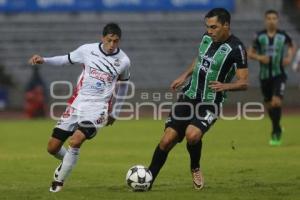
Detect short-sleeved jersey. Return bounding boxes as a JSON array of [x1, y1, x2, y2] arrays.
[[252, 30, 293, 80], [183, 34, 247, 103], [67, 43, 130, 111]]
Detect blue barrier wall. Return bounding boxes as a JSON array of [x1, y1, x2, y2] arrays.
[[0, 0, 235, 12]]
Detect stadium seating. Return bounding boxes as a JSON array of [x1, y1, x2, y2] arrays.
[[0, 1, 299, 108]]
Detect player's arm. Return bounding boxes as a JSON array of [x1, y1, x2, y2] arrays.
[[209, 44, 249, 92], [247, 47, 270, 64], [170, 57, 197, 91], [209, 68, 248, 92], [28, 54, 70, 66], [28, 45, 85, 66], [247, 33, 269, 64], [282, 39, 296, 67]]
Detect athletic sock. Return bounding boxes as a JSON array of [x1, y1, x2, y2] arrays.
[[268, 108, 277, 138], [148, 145, 169, 182], [186, 140, 202, 170], [56, 146, 80, 182], [272, 107, 282, 139], [54, 146, 67, 160]]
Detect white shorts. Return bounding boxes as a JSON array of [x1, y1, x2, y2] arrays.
[[56, 104, 108, 133]]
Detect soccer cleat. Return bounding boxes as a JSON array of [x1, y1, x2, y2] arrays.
[[269, 133, 282, 146], [53, 163, 63, 182], [191, 168, 204, 190], [269, 139, 282, 146], [49, 181, 64, 192]]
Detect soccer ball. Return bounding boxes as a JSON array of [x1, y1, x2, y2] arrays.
[[126, 165, 153, 191]]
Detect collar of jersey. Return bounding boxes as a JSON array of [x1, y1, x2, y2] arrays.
[[99, 43, 120, 56]]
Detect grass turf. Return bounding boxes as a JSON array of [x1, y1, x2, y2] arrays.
[[0, 116, 300, 200]]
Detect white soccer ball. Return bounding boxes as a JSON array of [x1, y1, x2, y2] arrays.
[[126, 165, 153, 191]]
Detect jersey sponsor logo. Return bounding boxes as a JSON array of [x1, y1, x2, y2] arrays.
[[220, 46, 229, 54], [200, 57, 212, 73], [266, 45, 275, 56], [114, 59, 121, 67], [96, 81, 102, 88], [90, 81, 105, 91], [89, 67, 114, 82]]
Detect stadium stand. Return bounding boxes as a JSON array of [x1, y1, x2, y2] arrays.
[[0, 0, 299, 108]]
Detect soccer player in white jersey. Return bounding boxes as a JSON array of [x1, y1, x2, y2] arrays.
[[28, 23, 130, 192]]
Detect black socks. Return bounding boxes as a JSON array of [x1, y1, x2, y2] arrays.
[[148, 145, 169, 182], [148, 140, 203, 188], [186, 140, 202, 170], [268, 107, 282, 139]]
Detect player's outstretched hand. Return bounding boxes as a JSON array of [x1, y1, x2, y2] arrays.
[[170, 76, 186, 92], [106, 115, 116, 126], [209, 81, 228, 92], [28, 55, 44, 65]]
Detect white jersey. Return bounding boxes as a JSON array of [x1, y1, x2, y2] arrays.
[[67, 43, 130, 111]]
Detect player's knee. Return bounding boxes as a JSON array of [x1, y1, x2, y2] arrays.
[[47, 145, 59, 155], [186, 131, 201, 145], [271, 97, 282, 107], [69, 137, 84, 148], [159, 138, 173, 151], [47, 138, 62, 155], [159, 128, 178, 151], [69, 131, 86, 148]]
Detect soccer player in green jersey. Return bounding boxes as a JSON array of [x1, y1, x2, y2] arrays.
[[248, 10, 295, 146], [148, 8, 248, 190]]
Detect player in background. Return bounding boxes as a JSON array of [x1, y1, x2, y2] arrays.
[[28, 23, 130, 192], [248, 10, 295, 146], [148, 8, 248, 190]]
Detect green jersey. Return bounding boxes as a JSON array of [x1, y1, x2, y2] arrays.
[[183, 34, 247, 103], [252, 30, 293, 80]]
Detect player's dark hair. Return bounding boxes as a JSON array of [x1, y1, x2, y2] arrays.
[[265, 9, 279, 17], [205, 8, 231, 25], [103, 23, 122, 38]]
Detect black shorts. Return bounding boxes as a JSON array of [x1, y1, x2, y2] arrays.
[[165, 95, 219, 143], [260, 76, 286, 102]]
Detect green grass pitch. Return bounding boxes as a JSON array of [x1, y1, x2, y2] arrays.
[[0, 116, 300, 200]]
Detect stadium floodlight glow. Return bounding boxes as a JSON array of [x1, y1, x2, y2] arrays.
[[50, 81, 73, 99]]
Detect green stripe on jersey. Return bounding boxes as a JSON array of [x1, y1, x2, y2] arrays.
[[185, 35, 213, 99], [258, 34, 269, 80], [272, 34, 285, 77], [203, 43, 232, 102]]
